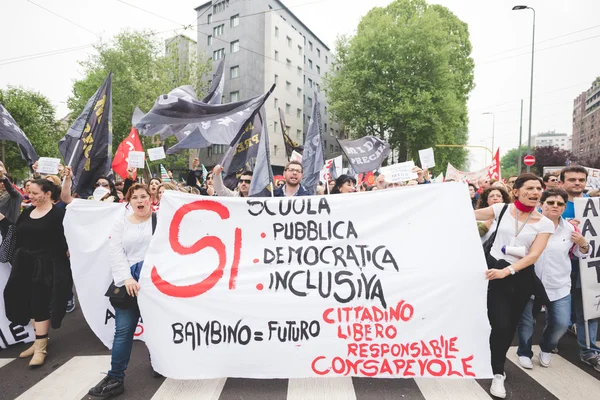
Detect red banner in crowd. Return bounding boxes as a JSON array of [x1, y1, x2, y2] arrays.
[[112, 127, 144, 180]]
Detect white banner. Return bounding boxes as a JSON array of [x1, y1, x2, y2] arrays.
[[36, 157, 61, 175], [585, 167, 600, 190], [418, 148, 435, 170], [0, 260, 34, 349], [320, 155, 343, 183], [379, 161, 418, 183], [445, 163, 490, 183], [139, 185, 491, 379], [574, 197, 600, 320], [147, 146, 166, 162], [128, 151, 145, 168], [64, 200, 145, 349]]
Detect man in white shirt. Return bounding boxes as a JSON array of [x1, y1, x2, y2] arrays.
[[212, 165, 252, 197], [516, 189, 591, 369]]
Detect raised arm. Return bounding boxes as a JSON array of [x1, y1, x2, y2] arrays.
[[61, 166, 75, 204], [474, 205, 496, 221], [212, 165, 235, 197]]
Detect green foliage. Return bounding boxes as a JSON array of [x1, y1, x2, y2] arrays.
[[500, 146, 529, 178], [324, 0, 475, 171], [68, 30, 212, 173], [0, 87, 61, 179]]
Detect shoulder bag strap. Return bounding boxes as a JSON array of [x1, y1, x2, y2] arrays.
[[151, 212, 157, 235], [489, 204, 509, 248]]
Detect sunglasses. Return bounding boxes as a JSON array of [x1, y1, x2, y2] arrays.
[[545, 200, 565, 207], [548, 178, 558, 182], [239, 179, 251, 184], [286, 168, 302, 173], [95, 182, 109, 188]]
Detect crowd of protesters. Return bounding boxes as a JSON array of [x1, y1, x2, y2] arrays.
[[0, 156, 598, 399]]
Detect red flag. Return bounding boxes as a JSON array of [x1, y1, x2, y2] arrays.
[[488, 148, 501, 181], [112, 127, 144, 180]]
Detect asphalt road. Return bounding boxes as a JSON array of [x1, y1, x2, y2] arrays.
[[0, 303, 599, 400]]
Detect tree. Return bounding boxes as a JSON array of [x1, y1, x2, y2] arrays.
[[532, 146, 576, 176], [324, 0, 475, 171], [0, 87, 61, 179], [500, 146, 529, 178], [68, 30, 212, 175]]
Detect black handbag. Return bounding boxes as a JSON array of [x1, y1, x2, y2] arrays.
[[483, 204, 509, 268], [105, 213, 157, 309]]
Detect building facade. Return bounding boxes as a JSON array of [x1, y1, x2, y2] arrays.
[[533, 131, 571, 151], [193, 0, 341, 173], [572, 77, 600, 161], [165, 34, 198, 76]]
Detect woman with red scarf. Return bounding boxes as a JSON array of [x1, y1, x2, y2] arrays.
[[474, 173, 553, 399]]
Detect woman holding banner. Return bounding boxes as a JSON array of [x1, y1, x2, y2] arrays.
[[88, 183, 158, 398], [474, 173, 553, 399]]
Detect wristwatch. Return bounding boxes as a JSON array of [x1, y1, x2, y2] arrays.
[[508, 266, 516, 275]]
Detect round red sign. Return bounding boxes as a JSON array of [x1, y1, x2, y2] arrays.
[[523, 155, 535, 167]]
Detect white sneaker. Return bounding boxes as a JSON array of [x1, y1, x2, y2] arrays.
[[490, 374, 506, 398], [539, 351, 552, 367], [518, 356, 533, 369]]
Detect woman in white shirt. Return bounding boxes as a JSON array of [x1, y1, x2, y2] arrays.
[[88, 184, 156, 398], [474, 173, 554, 399], [477, 186, 512, 243], [516, 188, 590, 369]]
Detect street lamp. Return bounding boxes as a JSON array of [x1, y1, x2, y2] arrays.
[[482, 112, 495, 157], [513, 5, 536, 173]]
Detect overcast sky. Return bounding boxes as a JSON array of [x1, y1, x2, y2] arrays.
[[1, 0, 598, 170]]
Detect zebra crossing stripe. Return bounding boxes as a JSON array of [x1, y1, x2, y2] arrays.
[[507, 345, 600, 399], [0, 358, 14, 369], [414, 378, 492, 399], [287, 377, 356, 400], [15, 355, 110, 400], [151, 378, 226, 400]]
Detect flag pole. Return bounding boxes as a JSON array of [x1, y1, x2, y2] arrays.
[[145, 159, 152, 177], [66, 140, 81, 167]]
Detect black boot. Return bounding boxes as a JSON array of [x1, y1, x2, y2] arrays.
[[88, 375, 125, 397]]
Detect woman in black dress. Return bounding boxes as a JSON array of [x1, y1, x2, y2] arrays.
[[2, 179, 71, 367]]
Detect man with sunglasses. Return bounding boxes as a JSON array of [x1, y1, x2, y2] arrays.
[[516, 188, 590, 370], [274, 161, 310, 197], [543, 173, 560, 190], [212, 165, 252, 197]]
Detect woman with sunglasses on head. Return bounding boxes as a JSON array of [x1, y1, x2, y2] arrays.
[[2, 179, 71, 367], [474, 173, 554, 399], [88, 184, 159, 397], [330, 175, 357, 194], [515, 188, 590, 370], [477, 187, 512, 243]]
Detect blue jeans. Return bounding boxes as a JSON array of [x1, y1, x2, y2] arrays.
[[572, 288, 600, 357], [107, 306, 140, 380], [517, 294, 571, 358]]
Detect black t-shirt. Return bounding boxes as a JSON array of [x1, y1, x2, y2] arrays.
[[16, 205, 68, 258]]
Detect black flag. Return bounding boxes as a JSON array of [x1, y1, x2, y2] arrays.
[[338, 136, 390, 173], [0, 103, 39, 166], [59, 73, 113, 197], [278, 108, 303, 158], [202, 57, 225, 104], [300, 89, 325, 194]]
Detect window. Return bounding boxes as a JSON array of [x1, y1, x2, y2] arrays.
[[309, 41, 313, 51], [330, 128, 334, 135], [213, 48, 225, 60], [317, 65, 320, 75], [297, 129, 302, 141], [286, 103, 291, 113], [298, 45, 302, 55], [213, 24, 224, 36], [308, 59, 313, 69], [326, 55, 329, 64], [297, 66, 302, 76], [308, 78, 313, 88], [230, 14, 239, 28], [324, 106, 328, 115], [317, 48, 321, 58], [207, 146, 213, 158], [303, 95, 305, 105], [274, 145, 278, 156], [297, 108, 302, 118], [207, 35, 212, 45], [286, 58, 292, 67], [274, 50, 279, 61], [274, 98, 278, 109], [274, 122, 278, 132], [230, 91, 240, 102], [208, 14, 212, 23], [287, 36, 292, 47], [213, 0, 229, 14], [212, 144, 225, 154], [308, 97, 312, 107], [324, 123, 328, 132], [230, 66, 239, 78], [297, 87, 302, 97], [330, 144, 334, 153], [275, 26, 279, 37], [286, 81, 291, 91], [230, 40, 239, 53], [274, 74, 278, 85]]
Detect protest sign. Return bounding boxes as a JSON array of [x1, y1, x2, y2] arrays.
[[445, 163, 490, 183], [138, 185, 491, 379], [64, 200, 145, 349], [320, 155, 342, 183], [0, 261, 34, 349], [575, 197, 600, 320], [585, 167, 600, 190], [36, 157, 61, 175], [379, 161, 418, 183], [128, 151, 145, 168], [147, 146, 166, 162], [290, 150, 303, 163], [418, 148, 435, 170]]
